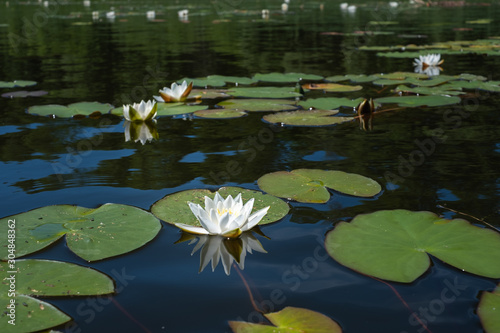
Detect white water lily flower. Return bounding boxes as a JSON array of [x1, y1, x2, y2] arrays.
[[175, 192, 270, 238], [413, 53, 444, 68], [123, 100, 157, 122], [155, 80, 193, 103]]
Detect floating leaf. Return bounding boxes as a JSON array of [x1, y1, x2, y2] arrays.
[[207, 75, 257, 85], [0, 259, 114, 333], [191, 89, 230, 99], [217, 99, 299, 112], [257, 169, 382, 203], [229, 306, 342, 333], [478, 283, 500, 333], [394, 84, 465, 96], [226, 87, 302, 99], [194, 109, 247, 119], [1, 90, 48, 98], [263, 110, 353, 126], [325, 210, 500, 283], [325, 74, 379, 83], [0, 80, 37, 88], [449, 80, 500, 92], [177, 77, 226, 87], [302, 83, 363, 92], [374, 95, 461, 107], [151, 187, 289, 227], [0, 204, 161, 261], [299, 97, 365, 110], [27, 102, 113, 118], [253, 72, 323, 83], [155, 103, 208, 116]]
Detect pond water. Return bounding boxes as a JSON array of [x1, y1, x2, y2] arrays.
[[1, 0, 500, 332]]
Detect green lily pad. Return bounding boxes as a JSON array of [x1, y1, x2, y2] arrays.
[[191, 89, 230, 99], [207, 75, 257, 85], [0, 259, 114, 333], [374, 95, 461, 107], [229, 306, 342, 333], [257, 169, 382, 203], [394, 84, 465, 96], [226, 87, 302, 99], [325, 210, 500, 283], [478, 283, 500, 333], [449, 80, 500, 92], [0, 80, 37, 88], [325, 74, 379, 83], [0, 204, 161, 261], [177, 77, 226, 87], [194, 109, 247, 119], [155, 103, 208, 116], [27, 102, 113, 118], [263, 110, 353, 126], [302, 83, 363, 92], [217, 99, 299, 112], [151, 187, 289, 227], [299, 97, 365, 110], [253, 72, 324, 83]]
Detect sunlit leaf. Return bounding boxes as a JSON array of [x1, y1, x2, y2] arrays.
[[257, 169, 382, 203], [191, 89, 230, 99], [229, 306, 342, 333], [217, 99, 299, 112], [27, 102, 113, 118], [263, 110, 353, 126], [151, 187, 289, 227], [325, 210, 500, 283], [155, 103, 208, 116], [478, 283, 500, 333], [0, 204, 161, 261], [226, 87, 302, 98]]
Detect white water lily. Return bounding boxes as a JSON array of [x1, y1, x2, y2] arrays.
[[175, 192, 270, 238], [123, 100, 157, 122], [155, 80, 193, 103], [413, 53, 444, 68]]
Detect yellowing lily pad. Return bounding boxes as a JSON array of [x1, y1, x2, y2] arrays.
[[302, 83, 363, 92], [0, 80, 37, 88], [263, 110, 353, 126], [27, 102, 114, 118], [325, 210, 500, 283], [0, 259, 114, 333], [226, 87, 302, 99], [257, 169, 382, 203], [374, 95, 461, 107], [194, 109, 247, 119], [0, 204, 161, 261], [253, 72, 324, 83], [216, 99, 299, 112], [229, 306, 342, 333], [478, 283, 500, 333], [299, 97, 365, 110], [151, 187, 289, 227]]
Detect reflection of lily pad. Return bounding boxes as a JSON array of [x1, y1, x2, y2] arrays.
[[299, 97, 365, 110], [151, 187, 289, 227], [229, 306, 342, 333], [28, 102, 114, 118], [478, 283, 500, 333], [1, 90, 48, 98], [374, 95, 461, 107], [194, 109, 247, 119], [258, 169, 382, 203], [0, 204, 161, 261], [302, 83, 363, 92], [227, 87, 302, 99], [263, 110, 353, 126], [325, 210, 500, 283], [217, 99, 299, 112], [253, 72, 323, 83], [0, 80, 37, 88], [0, 259, 114, 333]]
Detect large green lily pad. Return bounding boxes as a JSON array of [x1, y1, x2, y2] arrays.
[[0, 204, 161, 261], [374, 95, 461, 107], [194, 109, 247, 119], [217, 99, 299, 112], [151, 187, 289, 227], [177, 77, 226, 87], [302, 83, 362, 92], [325, 74, 379, 83], [299, 97, 365, 110], [207, 75, 257, 85], [253, 72, 324, 83], [325, 210, 500, 283], [263, 110, 353, 127], [394, 84, 465, 96], [27, 102, 114, 118], [112, 103, 208, 117], [226, 87, 302, 99], [229, 306, 342, 333], [478, 283, 500, 333], [0, 80, 37, 88], [257, 169, 382, 203], [0, 259, 114, 333]]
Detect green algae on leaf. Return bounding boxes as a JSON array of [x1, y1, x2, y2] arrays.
[[258, 169, 382, 203], [0, 259, 114, 333], [151, 187, 289, 227], [325, 210, 500, 283], [263, 110, 353, 126], [28, 102, 114, 118], [229, 306, 342, 333], [0, 204, 161, 261], [217, 98, 299, 112], [478, 283, 500, 333]]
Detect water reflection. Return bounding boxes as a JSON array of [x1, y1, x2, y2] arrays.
[[178, 231, 267, 275], [123, 120, 159, 145]]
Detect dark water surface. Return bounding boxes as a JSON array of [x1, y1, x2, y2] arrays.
[[1, 1, 500, 332]]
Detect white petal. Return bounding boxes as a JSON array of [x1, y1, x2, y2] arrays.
[[174, 223, 210, 235], [122, 105, 131, 121], [153, 95, 164, 102], [218, 212, 233, 232], [189, 202, 220, 234], [243, 206, 270, 231]]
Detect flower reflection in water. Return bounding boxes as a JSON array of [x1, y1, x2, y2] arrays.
[[124, 120, 159, 145]]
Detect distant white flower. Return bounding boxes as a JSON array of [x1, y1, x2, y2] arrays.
[[155, 81, 193, 103], [175, 192, 270, 238], [190, 232, 267, 275], [146, 10, 155, 20], [123, 100, 157, 122], [124, 120, 158, 145], [340, 2, 349, 9], [413, 54, 444, 76], [178, 9, 188, 20]]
